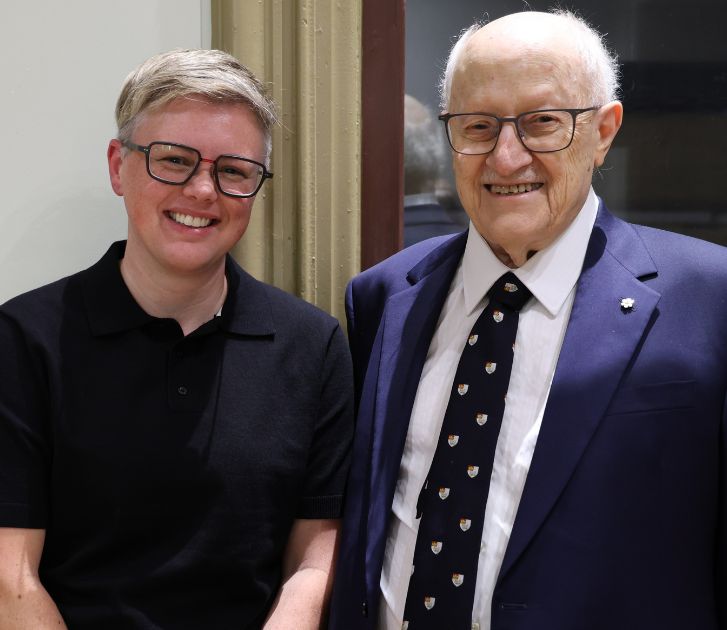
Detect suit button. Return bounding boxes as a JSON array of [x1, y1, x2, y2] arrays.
[[177, 385, 189, 396], [361, 601, 368, 617]]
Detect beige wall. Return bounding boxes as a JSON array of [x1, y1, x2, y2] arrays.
[[0, 0, 210, 304], [212, 0, 362, 323]]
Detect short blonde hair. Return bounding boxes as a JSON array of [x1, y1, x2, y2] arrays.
[[115, 49, 278, 161]]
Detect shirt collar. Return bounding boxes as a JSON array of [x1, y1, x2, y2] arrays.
[[83, 241, 155, 335], [462, 187, 599, 317], [83, 241, 275, 337]]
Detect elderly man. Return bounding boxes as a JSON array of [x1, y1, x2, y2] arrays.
[[330, 10, 726, 630], [0, 49, 353, 629]]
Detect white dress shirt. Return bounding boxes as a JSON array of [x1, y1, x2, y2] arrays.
[[379, 189, 600, 630]]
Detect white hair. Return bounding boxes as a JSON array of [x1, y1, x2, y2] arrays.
[[439, 22, 482, 112], [439, 9, 620, 111]]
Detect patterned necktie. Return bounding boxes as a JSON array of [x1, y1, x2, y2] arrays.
[[402, 272, 532, 629]]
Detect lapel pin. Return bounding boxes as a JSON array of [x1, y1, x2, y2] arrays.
[[620, 297, 635, 312]]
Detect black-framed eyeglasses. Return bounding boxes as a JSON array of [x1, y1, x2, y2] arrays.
[[439, 107, 600, 155], [122, 140, 273, 198]]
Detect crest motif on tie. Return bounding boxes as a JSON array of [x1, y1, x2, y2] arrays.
[[476, 413, 488, 426], [468, 334, 478, 346], [459, 518, 471, 531], [431, 540, 442, 554], [424, 596, 436, 610], [504, 282, 518, 293], [438, 487, 450, 500], [451, 573, 464, 587], [492, 310, 504, 323], [448, 434, 459, 447], [457, 383, 469, 395], [485, 362, 497, 374], [467, 465, 479, 478]]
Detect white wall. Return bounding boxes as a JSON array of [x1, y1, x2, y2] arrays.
[[0, 1, 210, 303]]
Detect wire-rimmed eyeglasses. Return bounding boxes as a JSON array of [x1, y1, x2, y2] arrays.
[[438, 107, 600, 155], [122, 140, 273, 198]]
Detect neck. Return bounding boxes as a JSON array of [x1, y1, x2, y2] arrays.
[[120, 251, 228, 337], [488, 241, 532, 268]]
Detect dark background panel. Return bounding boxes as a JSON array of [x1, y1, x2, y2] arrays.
[[405, 0, 727, 244]]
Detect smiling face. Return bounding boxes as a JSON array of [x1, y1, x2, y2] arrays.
[[107, 97, 266, 279], [449, 13, 621, 267]]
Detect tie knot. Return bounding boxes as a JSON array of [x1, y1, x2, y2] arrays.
[[488, 272, 532, 311]]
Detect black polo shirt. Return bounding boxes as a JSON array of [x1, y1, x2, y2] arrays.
[[0, 242, 354, 629]]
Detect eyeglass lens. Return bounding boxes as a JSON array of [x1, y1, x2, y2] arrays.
[[147, 143, 264, 196], [447, 110, 577, 154]]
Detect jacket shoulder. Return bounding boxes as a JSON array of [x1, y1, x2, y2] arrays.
[[632, 223, 727, 271], [349, 232, 463, 302]]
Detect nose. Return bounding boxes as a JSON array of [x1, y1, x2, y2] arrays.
[[183, 157, 218, 202], [485, 121, 533, 175]]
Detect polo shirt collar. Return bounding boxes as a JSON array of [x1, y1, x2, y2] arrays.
[[220, 256, 276, 336], [83, 241, 154, 335], [462, 187, 599, 317], [83, 241, 275, 337]]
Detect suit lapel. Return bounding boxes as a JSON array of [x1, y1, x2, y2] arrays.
[[499, 205, 661, 580], [364, 232, 467, 594]]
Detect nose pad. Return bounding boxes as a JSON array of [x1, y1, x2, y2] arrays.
[[497, 122, 526, 149], [486, 122, 532, 173], [184, 158, 217, 199]]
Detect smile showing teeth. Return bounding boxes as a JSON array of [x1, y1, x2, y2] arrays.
[[168, 211, 213, 228], [489, 183, 543, 195]]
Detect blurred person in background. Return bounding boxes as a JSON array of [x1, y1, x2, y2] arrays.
[[404, 94, 466, 247]]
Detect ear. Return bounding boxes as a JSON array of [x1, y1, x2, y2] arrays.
[[107, 139, 125, 197], [593, 101, 623, 168]]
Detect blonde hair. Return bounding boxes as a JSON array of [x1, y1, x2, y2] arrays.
[[115, 49, 278, 161]]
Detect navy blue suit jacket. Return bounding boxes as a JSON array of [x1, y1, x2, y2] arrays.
[[330, 202, 727, 629]]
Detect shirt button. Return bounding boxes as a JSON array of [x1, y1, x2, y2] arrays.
[[177, 386, 189, 396]]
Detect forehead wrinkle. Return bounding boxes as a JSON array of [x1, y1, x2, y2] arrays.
[[452, 40, 585, 112]]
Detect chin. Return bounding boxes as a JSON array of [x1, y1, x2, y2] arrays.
[[482, 218, 539, 245]]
